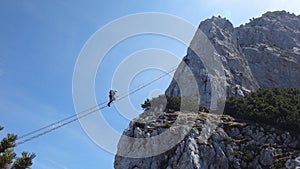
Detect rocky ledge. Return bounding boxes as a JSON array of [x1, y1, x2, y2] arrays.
[[115, 110, 300, 169]]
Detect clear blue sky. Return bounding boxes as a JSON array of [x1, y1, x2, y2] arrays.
[[1, 1, 300, 168]]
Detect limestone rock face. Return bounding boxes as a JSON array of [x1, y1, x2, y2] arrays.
[[114, 11, 300, 169], [114, 111, 300, 169], [166, 11, 300, 107], [237, 11, 300, 88], [165, 16, 259, 107]]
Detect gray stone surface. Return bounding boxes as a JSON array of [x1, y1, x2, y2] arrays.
[[165, 16, 259, 108], [114, 112, 300, 169], [166, 10, 300, 108], [114, 11, 300, 169], [237, 11, 300, 88]]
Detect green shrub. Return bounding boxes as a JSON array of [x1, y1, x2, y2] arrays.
[[141, 95, 205, 112], [224, 88, 300, 133], [141, 99, 151, 110]]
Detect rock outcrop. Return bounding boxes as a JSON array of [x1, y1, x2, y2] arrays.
[[166, 11, 300, 107], [237, 11, 300, 88], [166, 16, 259, 107], [115, 111, 300, 169], [114, 11, 300, 169]]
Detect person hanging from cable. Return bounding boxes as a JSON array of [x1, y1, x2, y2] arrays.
[[107, 89, 117, 107]]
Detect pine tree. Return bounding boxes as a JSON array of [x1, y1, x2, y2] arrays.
[[141, 98, 151, 110], [0, 126, 35, 169]]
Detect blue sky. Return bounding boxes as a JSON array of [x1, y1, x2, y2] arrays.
[[1, 0, 300, 168]]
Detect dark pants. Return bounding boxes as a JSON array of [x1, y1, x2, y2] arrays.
[[107, 95, 116, 107]]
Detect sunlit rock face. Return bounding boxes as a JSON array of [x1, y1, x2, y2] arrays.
[[166, 16, 259, 108], [114, 111, 300, 169], [114, 11, 300, 169], [237, 11, 300, 88], [166, 11, 300, 108]]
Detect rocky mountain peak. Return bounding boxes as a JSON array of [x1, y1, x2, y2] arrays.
[[166, 10, 300, 103], [237, 11, 300, 88], [166, 13, 259, 107], [262, 10, 298, 20], [238, 10, 300, 49], [114, 11, 300, 169], [199, 16, 234, 39]]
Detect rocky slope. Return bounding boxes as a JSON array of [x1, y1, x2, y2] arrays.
[[237, 11, 300, 88], [166, 16, 259, 108], [114, 11, 300, 169], [115, 111, 300, 169], [166, 11, 300, 107]]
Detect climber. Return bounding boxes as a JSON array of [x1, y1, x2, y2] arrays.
[[107, 89, 117, 107]]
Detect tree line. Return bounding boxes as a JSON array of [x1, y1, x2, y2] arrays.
[[224, 88, 300, 133], [141, 88, 300, 133]]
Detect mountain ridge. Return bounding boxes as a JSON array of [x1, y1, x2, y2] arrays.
[[114, 10, 300, 169], [166, 10, 300, 108]]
